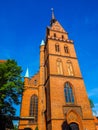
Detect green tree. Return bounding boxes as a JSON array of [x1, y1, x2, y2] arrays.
[[13, 124, 18, 130], [0, 59, 23, 116], [89, 98, 97, 115], [89, 98, 95, 109]]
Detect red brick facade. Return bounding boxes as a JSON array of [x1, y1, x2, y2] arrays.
[[19, 14, 96, 130], [94, 117, 98, 130]]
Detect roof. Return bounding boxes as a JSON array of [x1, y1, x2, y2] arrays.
[[0, 60, 6, 63]]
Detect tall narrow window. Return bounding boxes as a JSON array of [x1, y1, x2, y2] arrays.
[[55, 44, 60, 52], [62, 35, 64, 40], [29, 95, 38, 123], [57, 59, 63, 75], [64, 82, 74, 103], [54, 33, 56, 38], [64, 45, 69, 53], [67, 61, 74, 76]]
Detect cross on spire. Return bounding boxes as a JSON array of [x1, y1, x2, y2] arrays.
[[50, 8, 56, 26], [51, 8, 55, 20]]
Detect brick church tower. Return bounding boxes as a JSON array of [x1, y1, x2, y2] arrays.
[[19, 10, 96, 130]]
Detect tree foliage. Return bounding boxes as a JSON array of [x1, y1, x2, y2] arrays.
[[0, 59, 23, 115], [13, 124, 18, 130], [89, 98, 97, 115], [89, 98, 95, 109]]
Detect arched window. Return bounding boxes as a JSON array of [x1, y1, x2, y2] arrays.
[[29, 95, 38, 123], [67, 61, 74, 76], [64, 82, 74, 103], [64, 45, 69, 53], [57, 59, 63, 75], [62, 35, 64, 40], [55, 44, 60, 52], [54, 33, 56, 38]]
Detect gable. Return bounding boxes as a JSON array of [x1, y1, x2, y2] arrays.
[[50, 21, 67, 33]]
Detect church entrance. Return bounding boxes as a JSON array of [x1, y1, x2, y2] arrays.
[[62, 121, 79, 130], [69, 123, 79, 130]]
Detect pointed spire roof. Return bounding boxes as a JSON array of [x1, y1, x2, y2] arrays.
[[51, 8, 55, 20], [24, 68, 29, 78], [50, 8, 57, 26], [40, 40, 45, 46], [49, 9, 68, 33]]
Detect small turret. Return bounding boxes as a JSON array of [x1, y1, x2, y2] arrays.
[[24, 68, 29, 87]]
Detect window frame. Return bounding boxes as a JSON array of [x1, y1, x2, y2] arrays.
[[54, 33, 56, 38], [64, 45, 69, 53], [67, 60, 74, 76], [56, 59, 63, 75], [64, 82, 74, 104], [29, 94, 38, 124], [55, 43, 60, 52], [62, 35, 64, 40]]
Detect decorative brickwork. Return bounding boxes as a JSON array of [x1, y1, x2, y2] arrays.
[[19, 13, 96, 130]]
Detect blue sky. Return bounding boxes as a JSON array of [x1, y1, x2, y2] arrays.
[[0, 0, 98, 118]]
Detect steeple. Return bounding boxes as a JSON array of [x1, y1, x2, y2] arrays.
[[50, 8, 57, 26]]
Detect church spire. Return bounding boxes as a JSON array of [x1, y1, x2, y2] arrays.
[[50, 8, 56, 26]]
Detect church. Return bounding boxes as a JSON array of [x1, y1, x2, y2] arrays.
[[19, 10, 96, 130]]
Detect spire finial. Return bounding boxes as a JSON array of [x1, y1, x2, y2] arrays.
[[51, 8, 55, 20], [50, 8, 56, 26]]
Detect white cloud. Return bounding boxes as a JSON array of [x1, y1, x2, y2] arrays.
[[95, 103, 98, 107], [93, 103, 98, 116], [88, 88, 98, 116], [88, 88, 98, 97]]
